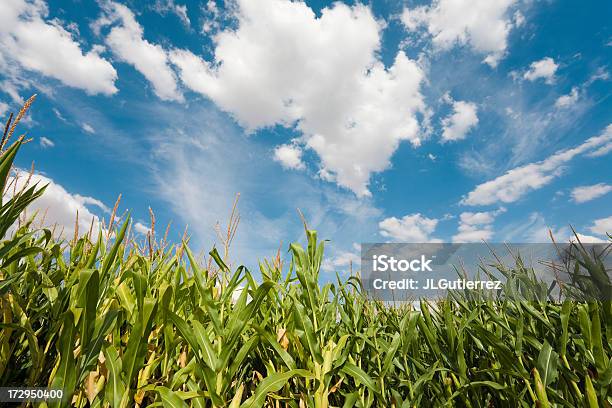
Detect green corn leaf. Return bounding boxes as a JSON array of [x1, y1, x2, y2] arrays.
[[228, 384, 244, 408], [0, 140, 21, 192], [241, 369, 312, 408], [381, 332, 401, 377], [584, 374, 599, 408], [103, 344, 126, 408], [100, 216, 129, 276], [536, 341, 559, 386], [123, 298, 157, 387], [533, 368, 550, 408], [191, 320, 219, 371], [153, 386, 189, 408], [589, 302, 607, 374], [559, 301, 572, 357], [49, 312, 77, 408], [341, 362, 378, 393]]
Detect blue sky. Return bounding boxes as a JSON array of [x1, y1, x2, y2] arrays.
[[1, 0, 610, 277]]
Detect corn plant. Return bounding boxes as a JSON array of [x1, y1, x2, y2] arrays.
[[0, 101, 610, 407]]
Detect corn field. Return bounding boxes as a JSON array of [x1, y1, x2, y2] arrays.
[[0, 102, 611, 407]]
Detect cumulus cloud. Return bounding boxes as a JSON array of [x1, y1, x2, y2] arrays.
[[169, 0, 428, 196], [441, 94, 478, 142], [590, 216, 612, 236], [523, 57, 558, 84], [555, 87, 579, 109], [133, 221, 151, 235], [401, 0, 518, 66], [7, 169, 107, 239], [379, 213, 442, 242], [452, 208, 505, 242], [39, 136, 54, 148], [273, 143, 305, 170], [462, 124, 612, 206], [571, 183, 612, 203], [73, 194, 110, 213], [322, 245, 360, 273], [95, 1, 183, 101], [0, 0, 117, 95]]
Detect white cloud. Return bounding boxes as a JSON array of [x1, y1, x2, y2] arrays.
[[81, 122, 95, 134], [7, 169, 107, 239], [200, 0, 227, 34], [273, 143, 305, 170], [555, 87, 579, 109], [574, 233, 607, 243], [96, 1, 183, 101], [571, 183, 612, 203], [462, 124, 612, 206], [52, 108, 67, 122], [0, 101, 8, 117], [169, 0, 428, 196], [152, 0, 190, 28], [0, 0, 117, 95], [452, 208, 505, 242], [441, 95, 478, 142], [587, 67, 609, 84], [500, 213, 608, 243], [587, 142, 612, 158], [134, 221, 151, 235], [379, 213, 442, 242], [73, 194, 110, 213], [590, 216, 612, 236], [145, 104, 383, 268], [523, 57, 558, 84], [502, 212, 566, 242], [39, 136, 54, 148], [322, 248, 360, 273], [401, 0, 518, 66], [513, 10, 525, 28]]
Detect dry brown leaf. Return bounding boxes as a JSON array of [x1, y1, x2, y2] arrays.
[[85, 370, 100, 403], [277, 327, 289, 350], [329, 377, 343, 393]]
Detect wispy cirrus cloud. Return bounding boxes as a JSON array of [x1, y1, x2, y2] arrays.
[[461, 124, 612, 206], [571, 183, 612, 203], [39, 136, 54, 148]]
